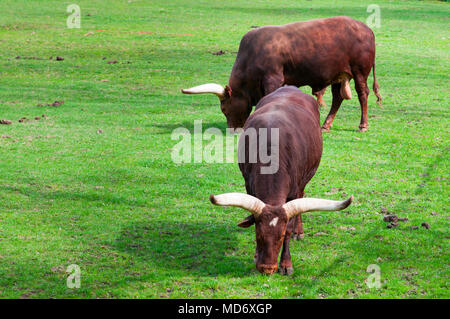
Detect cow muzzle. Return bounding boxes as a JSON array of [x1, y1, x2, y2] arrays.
[[256, 263, 278, 275]]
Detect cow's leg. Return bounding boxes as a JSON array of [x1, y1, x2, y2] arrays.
[[354, 73, 370, 132], [321, 83, 344, 132], [313, 87, 327, 107], [292, 191, 305, 240], [292, 215, 305, 240], [278, 218, 294, 275]]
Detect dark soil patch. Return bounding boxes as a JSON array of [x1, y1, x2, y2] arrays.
[[421, 222, 430, 229], [212, 50, 225, 55]]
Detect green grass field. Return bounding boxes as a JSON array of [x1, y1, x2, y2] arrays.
[[0, 0, 448, 298]]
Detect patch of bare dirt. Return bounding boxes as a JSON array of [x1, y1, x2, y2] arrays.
[[37, 100, 64, 107], [383, 213, 409, 228], [421, 222, 430, 229], [51, 100, 64, 107], [313, 232, 328, 236], [15, 56, 44, 60]]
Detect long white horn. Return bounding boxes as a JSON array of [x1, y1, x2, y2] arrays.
[[181, 83, 225, 100], [283, 196, 353, 219], [210, 193, 265, 216]]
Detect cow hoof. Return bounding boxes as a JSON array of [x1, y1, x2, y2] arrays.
[[321, 126, 330, 133], [358, 126, 368, 132], [292, 233, 305, 240], [278, 266, 294, 275]]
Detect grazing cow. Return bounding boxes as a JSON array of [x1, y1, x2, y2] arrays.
[[182, 16, 382, 132], [209, 86, 353, 275]]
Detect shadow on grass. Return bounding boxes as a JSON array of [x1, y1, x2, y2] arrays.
[[0, 184, 148, 208], [322, 127, 361, 133], [113, 220, 252, 277], [150, 120, 231, 135]]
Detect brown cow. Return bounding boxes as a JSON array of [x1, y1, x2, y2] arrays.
[[182, 16, 382, 132], [209, 86, 353, 275]]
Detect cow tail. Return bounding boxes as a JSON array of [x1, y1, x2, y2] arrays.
[[372, 63, 382, 107]]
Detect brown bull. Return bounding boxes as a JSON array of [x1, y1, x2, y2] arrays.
[[182, 16, 382, 132], [209, 86, 353, 274]]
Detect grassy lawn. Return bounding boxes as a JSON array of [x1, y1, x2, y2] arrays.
[[0, 0, 448, 298]]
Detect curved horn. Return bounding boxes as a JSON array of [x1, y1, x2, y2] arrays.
[[181, 83, 225, 100], [283, 196, 353, 219], [209, 193, 265, 216]]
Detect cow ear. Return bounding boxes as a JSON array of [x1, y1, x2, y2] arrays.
[[224, 85, 232, 98], [237, 215, 255, 228]]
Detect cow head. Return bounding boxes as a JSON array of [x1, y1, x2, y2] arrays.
[[181, 83, 251, 129], [210, 193, 353, 274]]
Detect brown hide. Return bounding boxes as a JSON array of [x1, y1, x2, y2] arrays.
[[237, 86, 322, 274], [240, 86, 322, 205], [223, 16, 381, 130]]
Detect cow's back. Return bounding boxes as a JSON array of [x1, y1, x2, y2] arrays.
[[238, 87, 322, 205], [230, 16, 375, 99]]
